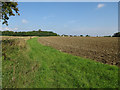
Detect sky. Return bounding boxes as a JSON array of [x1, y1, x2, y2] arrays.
[[1, 2, 118, 36], [15, 0, 120, 2]]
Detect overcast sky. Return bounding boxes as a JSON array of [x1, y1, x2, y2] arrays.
[[2, 2, 118, 36]]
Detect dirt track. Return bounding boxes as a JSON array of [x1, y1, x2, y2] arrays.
[[38, 36, 119, 66]]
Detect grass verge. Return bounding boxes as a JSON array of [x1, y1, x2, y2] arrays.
[[2, 38, 118, 88]]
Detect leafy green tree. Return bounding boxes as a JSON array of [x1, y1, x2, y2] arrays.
[[86, 35, 90, 37], [74, 35, 77, 37], [1, 1, 20, 26], [70, 35, 72, 37], [80, 35, 83, 37], [113, 32, 120, 37], [38, 29, 42, 32]]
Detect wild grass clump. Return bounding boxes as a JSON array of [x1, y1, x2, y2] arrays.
[[2, 38, 38, 88], [2, 39, 26, 61]]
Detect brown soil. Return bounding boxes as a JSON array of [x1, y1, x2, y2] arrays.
[[38, 36, 119, 66]]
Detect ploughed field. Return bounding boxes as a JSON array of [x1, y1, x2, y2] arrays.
[[38, 37, 119, 66]]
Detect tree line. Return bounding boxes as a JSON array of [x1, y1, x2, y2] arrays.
[[0, 29, 58, 36], [60, 32, 120, 37], [112, 32, 120, 37], [0, 30, 120, 37]]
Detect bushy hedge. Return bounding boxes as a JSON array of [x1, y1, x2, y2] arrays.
[[112, 32, 120, 37], [0, 30, 58, 36]]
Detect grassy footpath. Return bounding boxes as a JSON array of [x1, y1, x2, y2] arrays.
[[2, 38, 118, 88]]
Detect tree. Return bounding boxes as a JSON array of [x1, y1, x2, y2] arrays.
[[80, 35, 83, 37], [113, 32, 120, 37], [38, 29, 42, 32], [86, 35, 90, 37], [0, 1, 20, 26], [70, 35, 72, 37], [74, 35, 77, 37], [1, 30, 58, 36]]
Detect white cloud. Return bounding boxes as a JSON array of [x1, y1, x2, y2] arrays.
[[14, 28, 18, 30], [22, 19, 28, 24], [2, 27, 12, 31], [0, 27, 18, 31], [97, 4, 105, 8]]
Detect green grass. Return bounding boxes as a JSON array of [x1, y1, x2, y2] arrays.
[[2, 38, 118, 88]]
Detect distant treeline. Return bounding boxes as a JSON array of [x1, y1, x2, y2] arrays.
[[112, 32, 120, 37], [0, 30, 120, 37], [0, 29, 58, 36], [61, 32, 120, 37], [60, 34, 90, 37]]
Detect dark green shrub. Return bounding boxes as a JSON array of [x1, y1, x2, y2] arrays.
[[113, 32, 120, 37]]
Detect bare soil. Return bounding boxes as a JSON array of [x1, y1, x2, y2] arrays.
[[38, 36, 119, 66]]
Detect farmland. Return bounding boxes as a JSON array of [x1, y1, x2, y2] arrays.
[[38, 36, 119, 66], [1, 36, 119, 88], [1, 36, 36, 40], [1, 1, 119, 88]]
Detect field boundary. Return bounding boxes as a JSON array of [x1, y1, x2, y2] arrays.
[[38, 37, 119, 66]]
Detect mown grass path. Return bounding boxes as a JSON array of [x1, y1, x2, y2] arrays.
[[26, 38, 118, 88]]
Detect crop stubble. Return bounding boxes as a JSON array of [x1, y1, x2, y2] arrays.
[[38, 37, 119, 66]]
